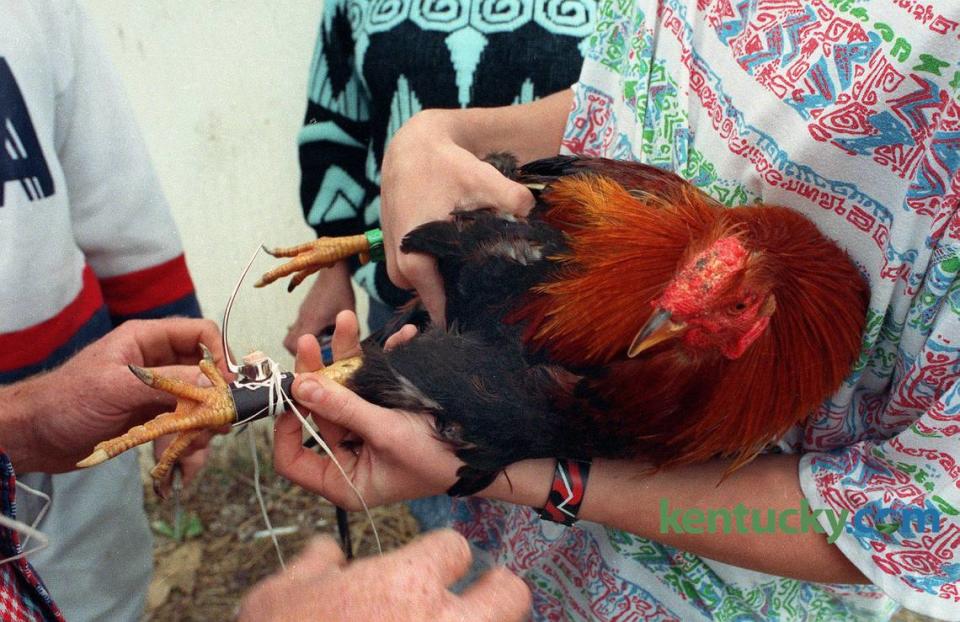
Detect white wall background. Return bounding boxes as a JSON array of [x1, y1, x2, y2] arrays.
[[83, 0, 336, 368]]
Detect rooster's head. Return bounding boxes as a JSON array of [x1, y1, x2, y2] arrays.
[[629, 235, 777, 360]]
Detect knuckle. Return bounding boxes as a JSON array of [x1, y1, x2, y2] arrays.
[[304, 536, 344, 565], [503, 184, 535, 213], [405, 109, 437, 132], [429, 529, 470, 561], [493, 567, 532, 603], [200, 317, 220, 335], [322, 385, 355, 425], [119, 319, 143, 336]]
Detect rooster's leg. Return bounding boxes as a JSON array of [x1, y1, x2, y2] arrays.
[[76, 351, 365, 490], [255, 233, 377, 292], [76, 345, 235, 471]]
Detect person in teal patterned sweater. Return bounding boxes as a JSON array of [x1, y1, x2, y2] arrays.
[[284, 0, 597, 531], [285, 0, 597, 351]]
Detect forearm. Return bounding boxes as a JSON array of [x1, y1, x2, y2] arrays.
[[422, 89, 573, 164], [484, 454, 867, 584]]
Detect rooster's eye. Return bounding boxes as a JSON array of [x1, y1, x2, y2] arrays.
[[733, 302, 747, 311]]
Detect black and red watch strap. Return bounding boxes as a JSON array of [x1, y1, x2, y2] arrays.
[[537, 459, 591, 526]]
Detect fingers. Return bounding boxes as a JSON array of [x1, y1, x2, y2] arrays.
[[395, 255, 446, 325], [294, 333, 355, 450], [175, 442, 210, 487], [237, 536, 345, 622], [285, 264, 357, 356], [458, 566, 532, 622], [150, 430, 205, 494], [388, 529, 472, 586], [292, 373, 386, 440], [384, 324, 417, 352], [473, 163, 536, 216], [287, 536, 346, 576], [283, 330, 300, 357], [284, 310, 328, 360], [295, 335, 324, 373], [331, 311, 362, 360], [273, 410, 304, 463], [273, 402, 354, 500], [273, 410, 330, 495], [126, 318, 224, 368]]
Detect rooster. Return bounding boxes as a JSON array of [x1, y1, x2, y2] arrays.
[[79, 155, 869, 496]]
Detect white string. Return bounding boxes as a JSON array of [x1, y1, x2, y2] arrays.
[[0, 481, 51, 566], [222, 243, 381, 558], [14, 481, 49, 550], [266, 358, 382, 555], [247, 426, 285, 570], [222, 246, 265, 375], [231, 377, 287, 428], [232, 405, 271, 428]]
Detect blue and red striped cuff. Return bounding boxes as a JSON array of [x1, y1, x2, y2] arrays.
[[0, 256, 200, 383], [98, 255, 197, 319]]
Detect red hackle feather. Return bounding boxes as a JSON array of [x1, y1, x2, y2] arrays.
[[511, 165, 869, 473]]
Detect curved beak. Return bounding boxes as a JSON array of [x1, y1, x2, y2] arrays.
[[628, 309, 687, 357]]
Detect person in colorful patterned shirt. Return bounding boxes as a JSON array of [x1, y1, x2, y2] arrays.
[[275, 1, 960, 620]]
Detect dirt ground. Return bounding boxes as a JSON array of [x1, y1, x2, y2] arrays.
[[141, 423, 419, 621], [140, 425, 942, 622]]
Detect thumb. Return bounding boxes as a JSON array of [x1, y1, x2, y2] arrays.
[[385, 529, 472, 586], [473, 164, 536, 216], [292, 373, 385, 440], [405, 256, 446, 326]]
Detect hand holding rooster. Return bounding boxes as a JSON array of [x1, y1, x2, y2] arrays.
[[277, 316, 865, 583], [277, 313, 867, 585], [274, 311, 468, 508], [380, 92, 573, 323]]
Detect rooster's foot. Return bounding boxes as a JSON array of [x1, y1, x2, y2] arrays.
[[76, 344, 235, 484], [255, 233, 376, 292]]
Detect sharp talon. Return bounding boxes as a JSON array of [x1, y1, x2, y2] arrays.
[[261, 244, 277, 257], [287, 278, 297, 293], [153, 479, 167, 500], [82, 353, 238, 488], [253, 277, 267, 288], [77, 449, 109, 469], [128, 364, 154, 386]]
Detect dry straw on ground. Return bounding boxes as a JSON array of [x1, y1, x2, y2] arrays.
[[141, 422, 418, 622]]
